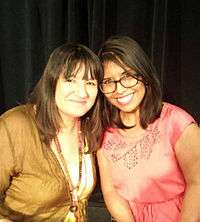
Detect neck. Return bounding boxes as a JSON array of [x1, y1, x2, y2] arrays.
[[120, 109, 140, 128], [60, 118, 80, 134]]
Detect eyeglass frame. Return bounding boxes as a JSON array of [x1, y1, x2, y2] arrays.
[[99, 72, 143, 94]]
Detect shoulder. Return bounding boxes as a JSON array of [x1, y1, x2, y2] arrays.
[[161, 102, 195, 124], [0, 104, 36, 133], [102, 128, 119, 144], [160, 102, 196, 146]]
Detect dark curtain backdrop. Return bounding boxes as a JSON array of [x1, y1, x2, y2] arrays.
[[0, 0, 200, 121]]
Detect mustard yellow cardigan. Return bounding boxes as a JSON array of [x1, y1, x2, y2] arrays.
[[0, 105, 96, 221]]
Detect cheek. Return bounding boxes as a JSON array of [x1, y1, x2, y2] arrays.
[[135, 82, 146, 97], [139, 85, 146, 100], [89, 87, 98, 96], [55, 82, 63, 98], [56, 85, 72, 100], [90, 90, 98, 103], [137, 85, 145, 96]]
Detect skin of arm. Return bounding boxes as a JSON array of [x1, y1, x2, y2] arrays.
[[175, 123, 200, 222], [97, 149, 135, 222]]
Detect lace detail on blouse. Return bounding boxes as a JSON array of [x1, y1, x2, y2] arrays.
[[103, 126, 160, 169]]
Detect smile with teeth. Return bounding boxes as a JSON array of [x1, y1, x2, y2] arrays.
[[116, 93, 134, 104]]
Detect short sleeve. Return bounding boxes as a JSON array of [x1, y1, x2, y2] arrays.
[[166, 104, 196, 147]]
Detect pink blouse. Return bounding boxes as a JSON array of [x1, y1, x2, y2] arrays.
[[102, 103, 195, 221]]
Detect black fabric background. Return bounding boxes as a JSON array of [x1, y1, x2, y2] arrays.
[[0, 0, 200, 121]]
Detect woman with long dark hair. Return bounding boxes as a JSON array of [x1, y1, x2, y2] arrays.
[[97, 36, 200, 222], [0, 43, 103, 221]]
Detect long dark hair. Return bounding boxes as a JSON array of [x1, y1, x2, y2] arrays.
[[98, 36, 162, 130], [29, 43, 103, 151]]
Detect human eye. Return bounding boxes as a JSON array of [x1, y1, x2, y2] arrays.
[[123, 72, 141, 82], [102, 78, 114, 85], [86, 80, 97, 86], [121, 72, 134, 80], [64, 78, 76, 83]]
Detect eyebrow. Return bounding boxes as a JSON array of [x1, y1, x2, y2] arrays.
[[103, 70, 133, 79]]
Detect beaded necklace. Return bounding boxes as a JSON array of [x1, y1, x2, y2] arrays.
[[54, 129, 85, 222]]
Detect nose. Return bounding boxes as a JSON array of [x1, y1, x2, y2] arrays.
[[115, 81, 126, 94], [77, 81, 88, 98]]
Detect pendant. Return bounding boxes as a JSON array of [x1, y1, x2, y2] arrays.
[[64, 210, 77, 222], [69, 205, 78, 213]]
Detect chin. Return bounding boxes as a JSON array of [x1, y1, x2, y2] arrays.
[[75, 110, 91, 117], [116, 104, 140, 113]]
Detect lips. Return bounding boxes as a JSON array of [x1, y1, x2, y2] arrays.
[[71, 100, 87, 104], [116, 93, 134, 105], [66, 98, 87, 104]]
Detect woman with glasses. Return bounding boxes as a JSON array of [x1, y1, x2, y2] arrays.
[[0, 43, 103, 221], [97, 36, 200, 222]]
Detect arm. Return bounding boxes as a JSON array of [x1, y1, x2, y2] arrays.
[[175, 123, 200, 222], [97, 149, 135, 222], [0, 118, 14, 221]]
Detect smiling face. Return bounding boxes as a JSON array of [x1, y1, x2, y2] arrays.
[[103, 61, 146, 116], [55, 64, 98, 121]]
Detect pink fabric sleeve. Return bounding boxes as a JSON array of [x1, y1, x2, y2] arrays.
[[167, 105, 196, 148]]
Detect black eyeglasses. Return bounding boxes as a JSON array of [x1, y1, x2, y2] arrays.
[[99, 73, 141, 94]]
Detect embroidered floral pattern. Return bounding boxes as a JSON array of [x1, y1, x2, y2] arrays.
[[103, 126, 160, 169]]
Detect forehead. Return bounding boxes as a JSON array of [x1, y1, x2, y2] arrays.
[[64, 62, 94, 80], [103, 61, 133, 79]]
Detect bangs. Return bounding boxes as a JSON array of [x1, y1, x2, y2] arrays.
[[100, 51, 146, 81], [62, 54, 99, 80]]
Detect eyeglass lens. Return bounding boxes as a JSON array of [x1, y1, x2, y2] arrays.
[[100, 73, 139, 93]]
